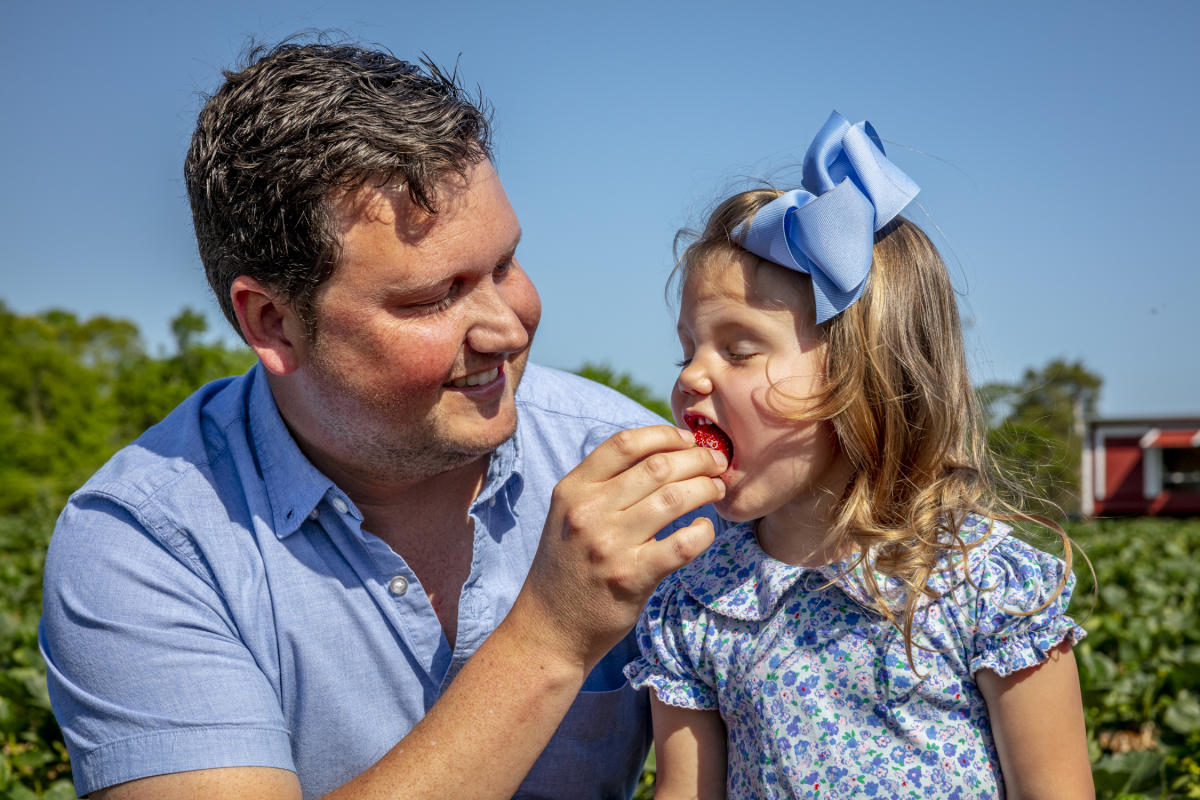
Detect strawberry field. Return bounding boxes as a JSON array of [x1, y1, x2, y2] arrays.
[[1068, 517, 1200, 798]]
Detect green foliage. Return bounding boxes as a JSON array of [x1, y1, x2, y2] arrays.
[[980, 358, 1103, 516], [1066, 518, 1200, 798], [575, 363, 674, 423], [0, 303, 255, 798]]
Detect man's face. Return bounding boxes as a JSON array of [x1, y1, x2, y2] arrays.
[[285, 159, 541, 482]]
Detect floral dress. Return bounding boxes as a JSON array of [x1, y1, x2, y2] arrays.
[[624, 515, 1085, 799]]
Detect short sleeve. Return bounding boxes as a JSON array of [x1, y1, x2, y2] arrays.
[[39, 495, 294, 796], [966, 534, 1086, 677], [623, 574, 719, 710]]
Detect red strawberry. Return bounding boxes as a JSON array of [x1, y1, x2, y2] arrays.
[[692, 423, 733, 463]]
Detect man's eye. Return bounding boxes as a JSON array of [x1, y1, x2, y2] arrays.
[[410, 282, 460, 313]]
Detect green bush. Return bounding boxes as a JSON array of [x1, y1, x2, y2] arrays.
[[0, 505, 75, 799], [1067, 518, 1200, 798]]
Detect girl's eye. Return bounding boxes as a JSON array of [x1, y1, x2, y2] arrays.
[[728, 350, 758, 362], [674, 358, 691, 368]]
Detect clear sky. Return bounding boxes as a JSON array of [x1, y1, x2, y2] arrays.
[[3, 0, 1197, 417]]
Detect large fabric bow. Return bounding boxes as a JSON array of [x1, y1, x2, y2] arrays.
[[733, 111, 920, 323]]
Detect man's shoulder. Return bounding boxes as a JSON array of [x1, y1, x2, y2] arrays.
[[516, 363, 669, 429], [70, 373, 250, 513]]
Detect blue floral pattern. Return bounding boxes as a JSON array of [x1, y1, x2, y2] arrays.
[[625, 515, 1085, 798]]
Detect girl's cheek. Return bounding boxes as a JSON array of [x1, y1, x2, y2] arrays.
[[669, 386, 687, 427]]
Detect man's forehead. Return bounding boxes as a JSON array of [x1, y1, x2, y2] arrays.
[[330, 161, 501, 244]]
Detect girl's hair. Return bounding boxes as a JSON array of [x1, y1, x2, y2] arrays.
[[673, 188, 1075, 668]]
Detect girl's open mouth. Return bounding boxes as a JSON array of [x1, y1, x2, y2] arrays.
[[684, 413, 733, 464]]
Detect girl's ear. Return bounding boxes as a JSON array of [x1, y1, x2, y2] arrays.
[[230, 276, 306, 375]]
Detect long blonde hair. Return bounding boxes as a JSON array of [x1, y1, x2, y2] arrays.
[[673, 188, 1074, 668]]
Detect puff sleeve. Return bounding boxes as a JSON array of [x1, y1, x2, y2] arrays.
[[623, 573, 720, 710], [964, 534, 1086, 677]]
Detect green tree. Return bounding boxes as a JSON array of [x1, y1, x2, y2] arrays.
[[575, 363, 673, 422], [979, 359, 1102, 515], [113, 308, 255, 436], [0, 303, 256, 797]]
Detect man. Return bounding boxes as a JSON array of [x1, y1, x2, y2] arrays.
[[39, 41, 726, 799]]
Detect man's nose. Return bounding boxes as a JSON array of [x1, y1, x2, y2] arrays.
[[465, 278, 531, 355]]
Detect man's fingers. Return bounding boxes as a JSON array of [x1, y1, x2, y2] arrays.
[[639, 516, 718, 581], [599, 443, 726, 511], [571, 425, 696, 482], [624, 472, 725, 539]]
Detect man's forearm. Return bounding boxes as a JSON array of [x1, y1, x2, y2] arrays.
[[322, 605, 587, 800]]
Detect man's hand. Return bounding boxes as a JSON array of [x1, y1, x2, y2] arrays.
[[513, 425, 726, 671]]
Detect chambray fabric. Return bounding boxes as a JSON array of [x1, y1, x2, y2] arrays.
[[40, 362, 693, 799], [625, 516, 1085, 799]]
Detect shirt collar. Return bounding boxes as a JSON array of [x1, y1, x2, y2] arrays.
[[474, 421, 523, 511], [246, 364, 525, 537], [245, 364, 347, 539]]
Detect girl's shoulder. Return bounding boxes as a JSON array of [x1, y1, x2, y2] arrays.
[[932, 513, 1087, 675], [929, 513, 1067, 599]]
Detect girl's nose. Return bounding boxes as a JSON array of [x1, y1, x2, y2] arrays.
[[675, 358, 712, 397]]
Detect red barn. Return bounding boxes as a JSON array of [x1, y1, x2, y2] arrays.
[[1083, 417, 1200, 517]]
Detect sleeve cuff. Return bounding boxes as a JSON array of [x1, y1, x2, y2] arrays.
[[70, 725, 294, 797], [625, 660, 718, 711], [970, 620, 1087, 678]]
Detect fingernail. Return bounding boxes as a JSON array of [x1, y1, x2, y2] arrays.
[[711, 476, 726, 495], [712, 451, 728, 470]]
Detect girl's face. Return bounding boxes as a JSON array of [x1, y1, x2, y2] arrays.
[[672, 249, 849, 526]]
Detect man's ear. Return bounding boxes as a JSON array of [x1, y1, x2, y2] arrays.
[[230, 276, 307, 375]]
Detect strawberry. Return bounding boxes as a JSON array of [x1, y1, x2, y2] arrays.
[[692, 423, 733, 463]]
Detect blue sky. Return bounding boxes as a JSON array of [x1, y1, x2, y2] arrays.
[[3, 0, 1197, 417]]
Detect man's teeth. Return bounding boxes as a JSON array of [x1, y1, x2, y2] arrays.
[[449, 368, 499, 388]]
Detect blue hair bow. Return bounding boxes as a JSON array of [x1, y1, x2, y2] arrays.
[[733, 111, 920, 323]]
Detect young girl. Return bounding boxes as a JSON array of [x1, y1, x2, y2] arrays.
[[625, 112, 1093, 799]]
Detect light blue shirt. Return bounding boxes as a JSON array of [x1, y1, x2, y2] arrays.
[[40, 362, 700, 799]]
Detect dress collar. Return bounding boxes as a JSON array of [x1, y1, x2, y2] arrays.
[[677, 515, 1007, 622], [676, 521, 873, 621]]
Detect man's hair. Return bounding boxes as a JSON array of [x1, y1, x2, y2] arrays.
[[184, 39, 493, 339]]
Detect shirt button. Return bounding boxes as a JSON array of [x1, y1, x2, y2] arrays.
[[388, 576, 409, 596], [489, 496, 497, 508], [331, 497, 349, 514], [308, 509, 320, 521]]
